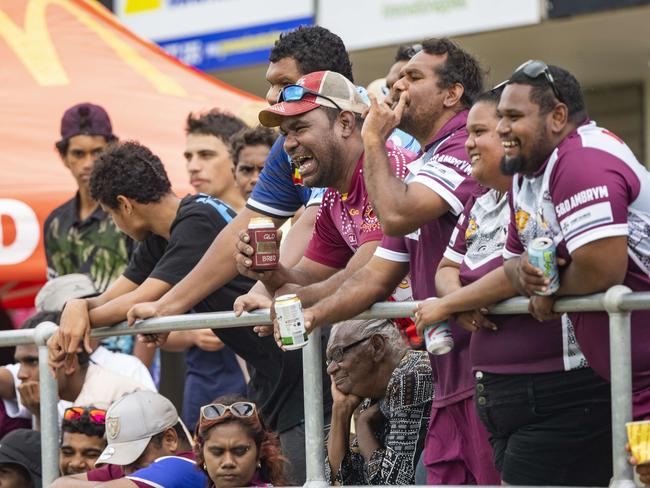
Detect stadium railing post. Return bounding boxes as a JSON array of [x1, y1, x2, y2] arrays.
[[34, 321, 61, 487], [604, 285, 635, 488], [302, 329, 328, 487]]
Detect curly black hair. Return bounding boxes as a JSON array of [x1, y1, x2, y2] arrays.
[[421, 38, 484, 109], [229, 126, 278, 167], [269, 25, 354, 83], [61, 406, 106, 441], [508, 63, 587, 123], [185, 109, 248, 145], [89, 141, 171, 209]]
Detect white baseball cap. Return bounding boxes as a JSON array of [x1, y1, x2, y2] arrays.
[[35, 273, 98, 312], [95, 391, 179, 466]]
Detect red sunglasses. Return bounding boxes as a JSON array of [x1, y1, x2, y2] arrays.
[[63, 407, 106, 424]]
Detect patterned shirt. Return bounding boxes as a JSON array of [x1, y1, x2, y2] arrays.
[[304, 144, 421, 346], [446, 187, 586, 373], [44, 193, 131, 292], [326, 350, 433, 485]]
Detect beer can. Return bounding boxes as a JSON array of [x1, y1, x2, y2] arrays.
[[248, 217, 279, 271], [424, 321, 454, 355], [275, 294, 308, 350], [527, 237, 560, 296]]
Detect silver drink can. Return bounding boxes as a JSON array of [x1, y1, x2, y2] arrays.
[[275, 294, 308, 350], [527, 237, 560, 295], [424, 321, 454, 355]]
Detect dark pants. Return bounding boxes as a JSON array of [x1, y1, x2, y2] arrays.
[[474, 367, 612, 486], [279, 412, 331, 485]]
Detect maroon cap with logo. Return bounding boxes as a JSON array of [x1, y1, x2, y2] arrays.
[[59, 102, 116, 142]]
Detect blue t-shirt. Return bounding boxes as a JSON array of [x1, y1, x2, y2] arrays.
[[183, 345, 247, 430], [126, 455, 207, 487], [247, 136, 324, 218]]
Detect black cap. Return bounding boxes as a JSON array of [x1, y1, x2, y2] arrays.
[[0, 429, 42, 488]]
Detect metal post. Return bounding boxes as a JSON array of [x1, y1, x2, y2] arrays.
[[302, 330, 327, 487], [34, 321, 60, 487], [603, 286, 635, 488]]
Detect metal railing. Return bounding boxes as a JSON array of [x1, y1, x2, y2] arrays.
[[1, 285, 648, 487]]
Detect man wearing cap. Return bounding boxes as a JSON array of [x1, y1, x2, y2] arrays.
[[45, 103, 146, 361], [0, 428, 42, 488], [52, 391, 207, 487], [46, 103, 130, 293], [234, 70, 417, 343], [299, 39, 503, 485]]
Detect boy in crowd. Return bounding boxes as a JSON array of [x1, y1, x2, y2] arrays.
[[184, 110, 248, 211], [0, 429, 42, 488], [47, 141, 251, 431], [52, 391, 206, 487], [59, 406, 107, 476], [1, 311, 147, 430], [229, 126, 278, 201]]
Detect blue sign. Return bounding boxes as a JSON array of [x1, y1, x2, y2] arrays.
[[158, 16, 314, 71]]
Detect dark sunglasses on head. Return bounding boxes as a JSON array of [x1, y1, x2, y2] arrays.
[[63, 407, 106, 424], [403, 43, 423, 59], [200, 401, 256, 423], [278, 85, 342, 111], [513, 59, 565, 104]]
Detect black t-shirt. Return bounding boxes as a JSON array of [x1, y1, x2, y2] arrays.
[[123, 194, 331, 432]]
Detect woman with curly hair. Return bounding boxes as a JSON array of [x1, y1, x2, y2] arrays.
[[195, 396, 287, 487]]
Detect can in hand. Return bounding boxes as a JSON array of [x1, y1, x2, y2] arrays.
[[248, 217, 279, 271], [275, 294, 308, 350], [527, 237, 560, 296], [424, 321, 454, 355]]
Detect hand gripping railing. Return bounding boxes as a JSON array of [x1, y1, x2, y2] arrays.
[[1, 286, 649, 487]]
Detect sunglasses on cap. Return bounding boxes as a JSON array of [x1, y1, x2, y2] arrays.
[[278, 85, 342, 111], [200, 402, 257, 423], [512, 59, 565, 104], [63, 406, 106, 424]]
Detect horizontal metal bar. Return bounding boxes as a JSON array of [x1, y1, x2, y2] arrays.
[[0, 329, 36, 346], [1, 292, 649, 346], [619, 291, 650, 312]]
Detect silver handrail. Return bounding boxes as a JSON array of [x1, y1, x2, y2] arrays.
[[1, 288, 648, 487]]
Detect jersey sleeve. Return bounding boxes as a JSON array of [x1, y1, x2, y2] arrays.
[[550, 147, 639, 254], [444, 200, 473, 264], [503, 184, 526, 260], [304, 194, 353, 269], [126, 457, 207, 487], [410, 140, 476, 216], [246, 136, 313, 218], [374, 235, 410, 263], [86, 463, 125, 481]]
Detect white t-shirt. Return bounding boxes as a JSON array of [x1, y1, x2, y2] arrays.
[[90, 346, 156, 392]]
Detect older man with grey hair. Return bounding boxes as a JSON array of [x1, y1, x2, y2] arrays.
[[325, 319, 432, 485]]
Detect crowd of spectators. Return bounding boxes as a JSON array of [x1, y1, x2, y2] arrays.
[[1, 21, 649, 488]]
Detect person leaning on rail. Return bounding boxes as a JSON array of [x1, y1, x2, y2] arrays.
[[413, 88, 613, 486], [496, 61, 650, 422]]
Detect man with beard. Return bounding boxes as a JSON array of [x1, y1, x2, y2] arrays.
[[295, 39, 499, 485], [234, 71, 415, 323], [499, 61, 650, 422]]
